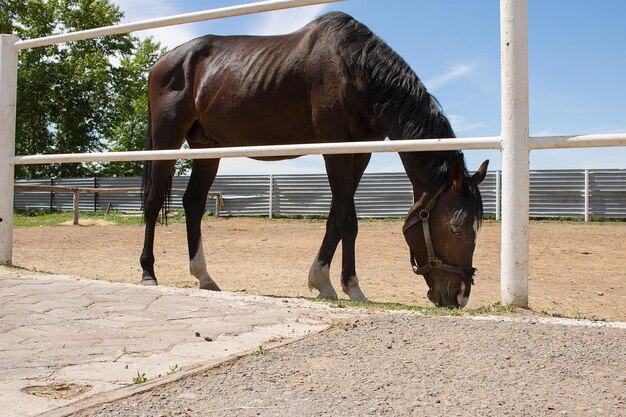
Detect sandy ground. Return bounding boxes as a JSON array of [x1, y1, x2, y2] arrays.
[[12, 218, 626, 321], [74, 314, 626, 417]]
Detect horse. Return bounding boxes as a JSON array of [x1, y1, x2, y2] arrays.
[[140, 11, 489, 308]]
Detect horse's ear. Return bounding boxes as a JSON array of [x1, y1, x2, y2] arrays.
[[448, 153, 465, 190], [472, 160, 489, 186]]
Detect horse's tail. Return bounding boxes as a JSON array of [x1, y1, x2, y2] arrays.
[[141, 101, 172, 225], [141, 101, 153, 216]]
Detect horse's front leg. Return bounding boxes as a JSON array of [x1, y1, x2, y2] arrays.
[[315, 154, 368, 302], [308, 205, 340, 299], [334, 202, 367, 302], [183, 158, 221, 290]]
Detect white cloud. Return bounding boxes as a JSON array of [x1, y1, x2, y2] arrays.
[[448, 114, 483, 133], [136, 25, 198, 50], [531, 128, 557, 137], [247, 4, 328, 36], [112, 0, 197, 49], [113, 0, 173, 20], [424, 64, 473, 90]]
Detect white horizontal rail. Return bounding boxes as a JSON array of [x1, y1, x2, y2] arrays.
[[13, 0, 344, 50], [10, 133, 626, 166], [10, 137, 502, 165], [529, 133, 626, 149]]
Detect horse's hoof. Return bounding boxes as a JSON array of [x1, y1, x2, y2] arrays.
[[347, 287, 368, 302], [342, 277, 368, 302], [200, 281, 221, 291], [317, 294, 338, 300], [141, 279, 158, 286], [316, 289, 338, 299]]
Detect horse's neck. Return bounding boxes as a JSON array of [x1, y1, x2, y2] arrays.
[[382, 105, 454, 200], [377, 90, 452, 139], [399, 151, 449, 202]]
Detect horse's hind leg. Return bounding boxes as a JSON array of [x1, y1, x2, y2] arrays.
[[140, 159, 178, 285], [184, 157, 220, 290], [140, 100, 190, 285]]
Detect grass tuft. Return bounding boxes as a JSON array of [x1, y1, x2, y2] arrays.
[[311, 298, 518, 317], [13, 209, 190, 227], [166, 364, 183, 375], [132, 372, 147, 384]]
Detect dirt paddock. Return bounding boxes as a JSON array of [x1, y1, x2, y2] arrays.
[[12, 218, 626, 322]]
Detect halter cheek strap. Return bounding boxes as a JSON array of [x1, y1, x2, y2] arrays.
[[403, 184, 476, 284]]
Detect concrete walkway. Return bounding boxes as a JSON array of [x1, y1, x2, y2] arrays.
[[0, 266, 348, 417]]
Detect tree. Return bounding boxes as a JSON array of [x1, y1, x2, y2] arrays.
[[0, 0, 25, 34], [100, 37, 166, 177], [1, 0, 167, 179]]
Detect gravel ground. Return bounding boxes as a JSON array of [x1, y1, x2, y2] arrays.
[[74, 313, 625, 417]]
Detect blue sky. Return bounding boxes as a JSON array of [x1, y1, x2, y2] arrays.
[[112, 0, 626, 175]]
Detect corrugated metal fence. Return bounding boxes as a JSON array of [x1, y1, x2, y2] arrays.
[[14, 169, 626, 219]]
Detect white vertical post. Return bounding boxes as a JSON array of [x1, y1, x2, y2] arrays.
[[268, 174, 274, 218], [500, 0, 529, 307], [495, 170, 501, 221], [584, 169, 590, 222], [0, 35, 19, 265]]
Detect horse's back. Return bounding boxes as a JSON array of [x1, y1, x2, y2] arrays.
[[148, 12, 380, 147]]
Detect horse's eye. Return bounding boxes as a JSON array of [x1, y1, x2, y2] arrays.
[[450, 224, 462, 238]]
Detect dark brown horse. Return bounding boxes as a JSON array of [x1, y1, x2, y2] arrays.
[[140, 12, 488, 308]]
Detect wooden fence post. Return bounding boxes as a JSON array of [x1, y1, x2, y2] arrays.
[[73, 190, 80, 225]]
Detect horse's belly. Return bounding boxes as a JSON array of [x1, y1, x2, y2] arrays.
[[249, 155, 301, 161], [198, 87, 323, 148]]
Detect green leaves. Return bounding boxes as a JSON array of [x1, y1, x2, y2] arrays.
[[101, 37, 166, 177], [6, 0, 167, 178]]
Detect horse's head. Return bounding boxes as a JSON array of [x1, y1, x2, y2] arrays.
[[403, 156, 489, 308]]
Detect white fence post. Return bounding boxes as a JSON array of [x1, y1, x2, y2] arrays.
[[0, 35, 19, 265], [495, 170, 501, 221], [269, 174, 274, 218], [500, 0, 529, 307], [584, 169, 590, 222]]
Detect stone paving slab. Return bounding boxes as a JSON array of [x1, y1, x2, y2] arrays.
[[0, 266, 350, 417]]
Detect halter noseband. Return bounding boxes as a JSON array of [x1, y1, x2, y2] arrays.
[[402, 184, 476, 285]]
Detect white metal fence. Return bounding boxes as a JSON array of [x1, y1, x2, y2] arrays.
[[14, 169, 626, 219], [1, 0, 626, 307]]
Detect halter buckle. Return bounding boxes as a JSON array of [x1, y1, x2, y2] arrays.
[[428, 258, 441, 268]]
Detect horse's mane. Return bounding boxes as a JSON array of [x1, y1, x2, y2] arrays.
[[312, 12, 454, 140], [312, 12, 483, 226], [435, 153, 484, 227]]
